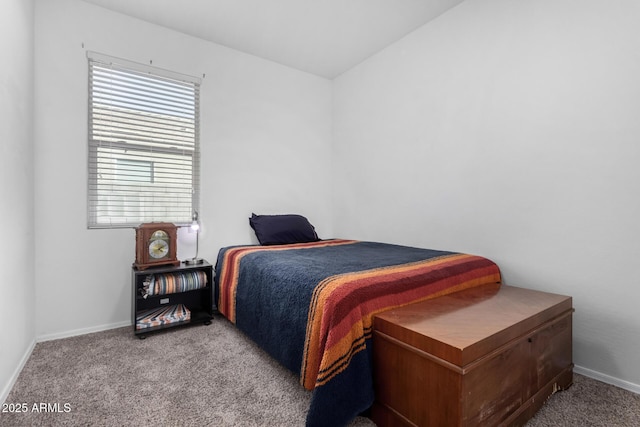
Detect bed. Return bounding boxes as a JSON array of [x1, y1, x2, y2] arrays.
[[214, 215, 501, 426]]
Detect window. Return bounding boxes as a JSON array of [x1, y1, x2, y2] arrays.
[[87, 52, 201, 228]]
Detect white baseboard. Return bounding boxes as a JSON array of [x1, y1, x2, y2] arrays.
[[0, 338, 36, 405], [36, 320, 131, 342], [574, 364, 640, 395]]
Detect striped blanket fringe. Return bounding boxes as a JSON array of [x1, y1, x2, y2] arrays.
[[142, 271, 208, 298], [135, 304, 191, 330]]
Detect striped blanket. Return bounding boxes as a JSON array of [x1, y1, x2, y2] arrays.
[[215, 240, 501, 426]]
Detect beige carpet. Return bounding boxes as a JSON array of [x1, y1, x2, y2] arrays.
[[2, 317, 638, 426]]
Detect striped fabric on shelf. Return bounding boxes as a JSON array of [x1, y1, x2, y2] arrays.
[[142, 271, 208, 298], [135, 304, 191, 330]]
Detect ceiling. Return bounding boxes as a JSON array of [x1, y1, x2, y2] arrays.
[[81, 0, 464, 79]]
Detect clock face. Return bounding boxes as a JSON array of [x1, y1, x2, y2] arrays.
[[148, 230, 170, 259]]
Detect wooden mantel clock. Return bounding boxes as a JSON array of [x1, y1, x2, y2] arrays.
[[134, 222, 180, 270]]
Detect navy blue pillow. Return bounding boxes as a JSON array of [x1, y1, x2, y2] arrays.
[[249, 213, 319, 245]]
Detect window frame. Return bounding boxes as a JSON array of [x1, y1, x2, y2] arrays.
[[87, 51, 201, 229]]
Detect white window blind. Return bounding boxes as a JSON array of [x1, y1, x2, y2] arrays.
[[87, 52, 201, 228]]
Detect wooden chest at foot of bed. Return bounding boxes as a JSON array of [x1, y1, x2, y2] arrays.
[[371, 284, 573, 427]]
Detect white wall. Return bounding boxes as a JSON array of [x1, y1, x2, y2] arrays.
[[10, 0, 637, 401], [0, 0, 36, 403], [333, 0, 640, 390], [33, 0, 332, 339]]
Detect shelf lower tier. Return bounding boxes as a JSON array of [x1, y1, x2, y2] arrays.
[[134, 308, 212, 337]]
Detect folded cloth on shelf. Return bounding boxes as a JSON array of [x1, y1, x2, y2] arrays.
[[142, 271, 208, 298], [135, 304, 191, 330]]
